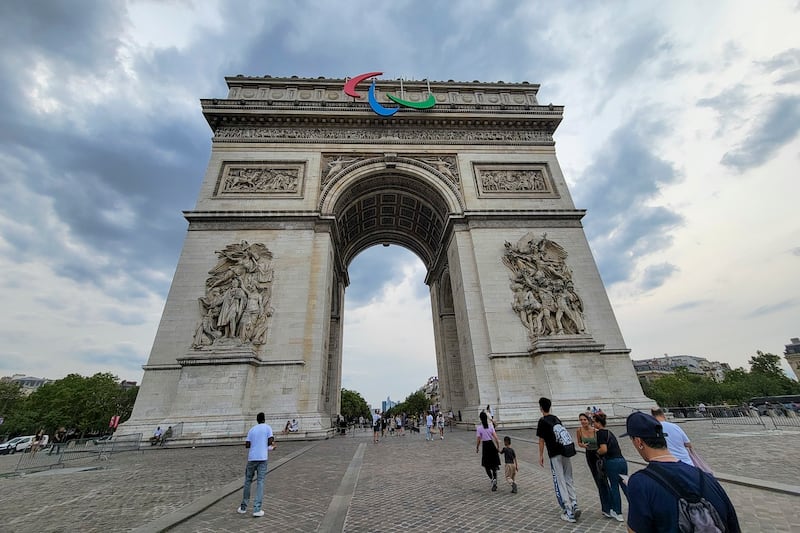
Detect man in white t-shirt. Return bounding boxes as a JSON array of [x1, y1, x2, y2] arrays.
[[425, 412, 434, 441], [238, 412, 275, 517], [651, 408, 694, 466]]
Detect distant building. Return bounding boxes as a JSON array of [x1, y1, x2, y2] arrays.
[[119, 380, 138, 390], [632, 355, 731, 383], [785, 337, 800, 380], [381, 396, 398, 413], [0, 374, 52, 395], [421, 376, 440, 410]]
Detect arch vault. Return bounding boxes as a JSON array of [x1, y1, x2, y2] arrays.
[[123, 75, 651, 441]]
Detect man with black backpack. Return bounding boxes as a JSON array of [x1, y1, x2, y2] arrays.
[[536, 397, 579, 523], [623, 411, 740, 532]]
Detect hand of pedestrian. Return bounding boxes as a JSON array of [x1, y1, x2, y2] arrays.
[[538, 455, 544, 467]]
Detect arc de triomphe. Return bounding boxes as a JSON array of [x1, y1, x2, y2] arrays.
[[122, 74, 651, 441]]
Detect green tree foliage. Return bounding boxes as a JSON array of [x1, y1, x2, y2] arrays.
[[386, 390, 430, 418], [0, 380, 24, 416], [340, 388, 370, 421], [643, 351, 800, 406], [2, 373, 138, 437]]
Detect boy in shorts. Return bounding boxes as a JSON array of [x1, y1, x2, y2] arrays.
[[501, 436, 519, 493]]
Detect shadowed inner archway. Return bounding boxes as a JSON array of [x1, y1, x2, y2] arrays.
[[333, 172, 450, 271]]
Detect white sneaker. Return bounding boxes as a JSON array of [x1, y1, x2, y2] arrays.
[[560, 511, 576, 523], [253, 510, 264, 517], [610, 510, 624, 522], [237, 506, 247, 514], [602, 511, 612, 518]]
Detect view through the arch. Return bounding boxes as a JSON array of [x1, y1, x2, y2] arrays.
[[341, 245, 437, 410]]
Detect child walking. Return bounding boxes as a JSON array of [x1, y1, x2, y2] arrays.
[[501, 436, 519, 493]]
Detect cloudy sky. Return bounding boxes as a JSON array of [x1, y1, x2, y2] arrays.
[[0, 1, 798, 409]]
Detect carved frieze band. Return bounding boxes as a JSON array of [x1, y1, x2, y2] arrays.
[[321, 154, 459, 187], [473, 163, 558, 198], [213, 127, 553, 145], [215, 161, 305, 197]]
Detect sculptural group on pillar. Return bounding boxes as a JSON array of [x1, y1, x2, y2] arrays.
[[192, 241, 275, 349], [502, 233, 586, 340]]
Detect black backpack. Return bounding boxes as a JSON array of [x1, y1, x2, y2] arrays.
[[640, 464, 727, 533]]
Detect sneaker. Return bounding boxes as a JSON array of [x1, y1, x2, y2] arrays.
[[560, 511, 576, 523], [573, 506, 581, 519], [253, 510, 265, 518], [491, 478, 498, 491], [511, 482, 518, 494], [602, 511, 612, 518], [610, 510, 624, 522], [237, 506, 247, 514]]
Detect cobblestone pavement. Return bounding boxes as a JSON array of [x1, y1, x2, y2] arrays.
[[0, 419, 798, 532]]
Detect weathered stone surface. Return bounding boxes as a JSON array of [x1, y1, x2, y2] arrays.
[[122, 75, 651, 442]]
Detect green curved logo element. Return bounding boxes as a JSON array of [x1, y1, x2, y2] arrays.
[[386, 92, 436, 109]]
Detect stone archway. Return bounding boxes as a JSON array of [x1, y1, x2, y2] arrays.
[[121, 75, 651, 442]]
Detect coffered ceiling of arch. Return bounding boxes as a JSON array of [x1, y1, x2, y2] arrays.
[[334, 175, 448, 269]]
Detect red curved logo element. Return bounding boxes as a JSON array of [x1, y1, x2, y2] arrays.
[[344, 71, 383, 99]]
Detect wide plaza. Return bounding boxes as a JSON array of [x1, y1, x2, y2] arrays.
[[0, 419, 798, 532]]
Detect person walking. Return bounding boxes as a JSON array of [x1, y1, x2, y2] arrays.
[[237, 412, 275, 518], [537, 397, 579, 523], [593, 413, 628, 522], [436, 412, 445, 440], [576, 413, 610, 516], [425, 411, 434, 441], [49, 427, 66, 456], [501, 436, 519, 493], [651, 407, 694, 466], [372, 410, 381, 444], [622, 411, 740, 532], [475, 411, 501, 491]]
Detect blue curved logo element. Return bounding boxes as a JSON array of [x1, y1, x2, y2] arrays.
[[368, 80, 398, 117], [344, 71, 435, 117]]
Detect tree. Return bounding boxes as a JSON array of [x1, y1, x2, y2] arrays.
[[2, 373, 139, 437], [340, 388, 370, 421], [0, 380, 23, 417], [748, 351, 785, 378]]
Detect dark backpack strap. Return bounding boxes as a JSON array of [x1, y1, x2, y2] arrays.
[[642, 463, 703, 501]]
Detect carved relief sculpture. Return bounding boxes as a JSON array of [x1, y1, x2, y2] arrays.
[[480, 169, 548, 192], [502, 233, 586, 341], [191, 241, 275, 349], [220, 165, 301, 194]]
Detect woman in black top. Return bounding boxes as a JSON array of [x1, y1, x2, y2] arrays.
[[593, 413, 628, 522]]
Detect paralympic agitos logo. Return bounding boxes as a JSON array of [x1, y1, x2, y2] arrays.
[[343, 71, 435, 117]]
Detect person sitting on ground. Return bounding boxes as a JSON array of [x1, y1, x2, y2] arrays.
[[282, 420, 292, 435], [150, 426, 163, 446], [288, 419, 299, 433], [161, 426, 173, 446]]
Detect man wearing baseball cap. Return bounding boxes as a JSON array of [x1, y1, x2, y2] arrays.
[[623, 412, 740, 532]]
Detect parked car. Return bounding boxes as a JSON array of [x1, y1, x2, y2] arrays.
[[0, 437, 24, 455], [0, 435, 35, 454]]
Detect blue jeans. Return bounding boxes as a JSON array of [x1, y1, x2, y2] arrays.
[[603, 457, 628, 514], [426, 426, 432, 440], [241, 460, 267, 512]]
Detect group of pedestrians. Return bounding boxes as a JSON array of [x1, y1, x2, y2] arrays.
[[474, 397, 740, 532]]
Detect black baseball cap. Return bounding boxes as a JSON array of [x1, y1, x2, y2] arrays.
[[621, 411, 665, 438]]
